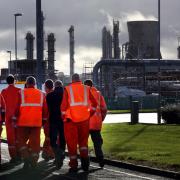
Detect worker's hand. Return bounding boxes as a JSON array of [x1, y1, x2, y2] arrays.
[[11, 116, 17, 122], [0, 125, 3, 135], [64, 118, 71, 123], [90, 109, 95, 117], [42, 120, 47, 127]]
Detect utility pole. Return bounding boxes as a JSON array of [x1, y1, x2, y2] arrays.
[[157, 0, 161, 124], [36, 0, 44, 89], [68, 25, 75, 78]]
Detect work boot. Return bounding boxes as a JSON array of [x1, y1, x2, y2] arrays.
[[81, 157, 90, 172], [23, 159, 30, 171], [42, 151, 50, 162], [99, 159, 105, 168], [9, 157, 19, 164], [53, 148, 65, 169], [98, 156, 105, 168], [68, 167, 78, 174]]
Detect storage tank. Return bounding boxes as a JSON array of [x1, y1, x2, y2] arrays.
[[127, 21, 159, 59]]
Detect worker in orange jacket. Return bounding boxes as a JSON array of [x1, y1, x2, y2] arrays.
[[61, 73, 97, 173], [84, 79, 107, 168], [41, 79, 54, 161], [1, 75, 21, 164], [0, 93, 5, 165], [14, 76, 48, 170]]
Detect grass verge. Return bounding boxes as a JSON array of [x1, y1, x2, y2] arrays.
[[108, 109, 157, 114], [89, 123, 180, 172], [2, 124, 180, 172]]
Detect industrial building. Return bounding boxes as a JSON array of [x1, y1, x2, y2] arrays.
[[0, 32, 56, 82], [93, 20, 180, 99]]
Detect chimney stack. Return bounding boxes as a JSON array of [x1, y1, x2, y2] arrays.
[[68, 25, 75, 77], [26, 32, 34, 60], [47, 33, 56, 79], [178, 37, 180, 59], [113, 20, 120, 59]]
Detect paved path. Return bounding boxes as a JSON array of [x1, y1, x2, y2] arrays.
[[0, 143, 174, 180], [104, 113, 161, 124]]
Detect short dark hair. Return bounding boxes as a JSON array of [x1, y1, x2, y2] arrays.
[[55, 80, 63, 87], [45, 79, 54, 90], [6, 74, 15, 84], [72, 73, 80, 82], [84, 79, 93, 87], [26, 76, 36, 86]]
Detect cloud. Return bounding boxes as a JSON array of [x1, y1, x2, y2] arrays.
[[56, 46, 101, 74], [0, 0, 180, 75]]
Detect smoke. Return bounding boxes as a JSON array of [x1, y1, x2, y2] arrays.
[[168, 25, 180, 36], [56, 46, 101, 75]]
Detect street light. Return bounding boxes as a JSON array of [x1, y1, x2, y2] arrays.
[[7, 50, 11, 74], [14, 13, 22, 77]]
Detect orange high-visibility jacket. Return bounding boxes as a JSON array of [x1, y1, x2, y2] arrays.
[[62, 82, 95, 122], [0, 93, 5, 123], [1, 85, 20, 121], [18, 88, 47, 127], [90, 87, 107, 130]]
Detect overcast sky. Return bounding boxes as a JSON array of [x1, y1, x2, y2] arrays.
[[0, 0, 179, 75]]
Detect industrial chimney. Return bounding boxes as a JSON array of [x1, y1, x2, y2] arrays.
[[26, 32, 34, 60], [178, 37, 180, 59], [102, 26, 112, 59], [47, 33, 56, 79], [68, 25, 75, 77], [113, 20, 120, 59]]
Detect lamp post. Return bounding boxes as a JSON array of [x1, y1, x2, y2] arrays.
[[14, 13, 22, 76], [7, 50, 11, 74], [157, 0, 161, 124]]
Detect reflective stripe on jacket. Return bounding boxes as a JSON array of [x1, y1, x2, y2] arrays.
[[18, 88, 44, 127], [65, 82, 91, 122], [90, 87, 107, 130]]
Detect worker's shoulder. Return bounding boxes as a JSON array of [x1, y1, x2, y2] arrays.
[[2, 85, 20, 93]]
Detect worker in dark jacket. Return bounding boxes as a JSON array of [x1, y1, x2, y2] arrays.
[[45, 79, 66, 169]]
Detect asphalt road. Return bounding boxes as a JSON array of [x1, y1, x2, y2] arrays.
[[0, 143, 174, 180]]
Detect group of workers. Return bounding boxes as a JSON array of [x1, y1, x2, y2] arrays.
[[0, 73, 107, 173]]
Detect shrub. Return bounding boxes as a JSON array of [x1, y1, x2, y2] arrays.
[[161, 104, 180, 124]]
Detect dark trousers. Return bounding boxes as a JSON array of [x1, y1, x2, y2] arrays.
[[49, 121, 66, 151], [90, 130, 104, 161]]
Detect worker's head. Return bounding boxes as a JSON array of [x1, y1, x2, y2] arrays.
[[6, 74, 15, 85], [84, 79, 93, 87], [55, 80, 63, 88], [45, 79, 54, 93], [26, 76, 36, 88], [72, 73, 80, 83]]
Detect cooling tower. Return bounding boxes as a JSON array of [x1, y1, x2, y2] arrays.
[[127, 21, 159, 59]]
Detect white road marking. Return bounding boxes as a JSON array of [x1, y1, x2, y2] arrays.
[[1, 143, 159, 180], [90, 164, 157, 180]]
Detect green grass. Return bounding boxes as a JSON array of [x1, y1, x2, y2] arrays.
[[2, 124, 180, 172], [108, 109, 157, 114], [89, 123, 180, 171]]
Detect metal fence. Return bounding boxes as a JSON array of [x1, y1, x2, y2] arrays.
[[105, 96, 180, 110]]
